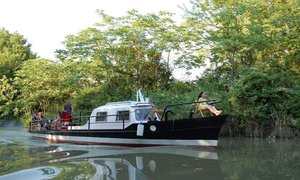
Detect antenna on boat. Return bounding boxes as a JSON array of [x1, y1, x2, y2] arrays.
[[136, 89, 149, 102]]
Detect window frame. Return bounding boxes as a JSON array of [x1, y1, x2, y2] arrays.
[[116, 110, 130, 121], [95, 111, 108, 122], [134, 108, 152, 121]]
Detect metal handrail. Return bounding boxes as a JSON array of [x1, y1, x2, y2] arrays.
[[29, 113, 131, 131], [160, 100, 219, 121]]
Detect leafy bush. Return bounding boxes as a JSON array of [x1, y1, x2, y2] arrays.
[[229, 66, 300, 134]]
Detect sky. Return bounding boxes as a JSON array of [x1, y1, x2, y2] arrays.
[[0, 0, 198, 80]]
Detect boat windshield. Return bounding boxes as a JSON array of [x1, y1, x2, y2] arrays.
[[134, 108, 152, 121]]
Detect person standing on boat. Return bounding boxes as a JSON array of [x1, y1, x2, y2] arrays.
[[196, 91, 223, 116], [63, 99, 73, 115], [62, 99, 73, 127]]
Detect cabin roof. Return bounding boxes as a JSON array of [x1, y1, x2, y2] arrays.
[[93, 101, 151, 112]]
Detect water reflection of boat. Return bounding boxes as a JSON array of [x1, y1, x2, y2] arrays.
[[29, 90, 227, 147], [49, 145, 220, 179], [51, 145, 218, 161], [87, 151, 221, 180]]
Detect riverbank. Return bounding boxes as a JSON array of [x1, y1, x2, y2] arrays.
[[220, 117, 300, 139]]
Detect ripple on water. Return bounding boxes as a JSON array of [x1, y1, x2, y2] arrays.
[[0, 139, 14, 145], [0, 166, 61, 180]]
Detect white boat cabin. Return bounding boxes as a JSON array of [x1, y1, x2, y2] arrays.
[[70, 90, 160, 130]]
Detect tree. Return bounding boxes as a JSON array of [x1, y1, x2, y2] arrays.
[[229, 66, 300, 136], [0, 28, 36, 120], [55, 10, 188, 93], [183, 0, 300, 136], [14, 59, 74, 123], [0, 76, 17, 118], [184, 0, 300, 80], [0, 28, 36, 79]]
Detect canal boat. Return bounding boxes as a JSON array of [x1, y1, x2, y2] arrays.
[[29, 90, 227, 147]]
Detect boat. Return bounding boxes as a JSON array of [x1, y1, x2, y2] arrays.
[[28, 89, 227, 147]]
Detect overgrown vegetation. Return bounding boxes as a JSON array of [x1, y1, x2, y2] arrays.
[[0, 0, 299, 137]]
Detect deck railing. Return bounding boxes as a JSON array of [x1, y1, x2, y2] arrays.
[[160, 100, 219, 121], [29, 113, 129, 131]]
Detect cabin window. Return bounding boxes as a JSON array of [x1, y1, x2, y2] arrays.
[[96, 112, 107, 122], [116, 111, 129, 121], [135, 108, 151, 121]]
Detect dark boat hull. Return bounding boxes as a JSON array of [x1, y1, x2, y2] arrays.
[[29, 115, 227, 147]]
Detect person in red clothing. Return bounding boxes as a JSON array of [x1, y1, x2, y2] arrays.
[[61, 99, 73, 128]]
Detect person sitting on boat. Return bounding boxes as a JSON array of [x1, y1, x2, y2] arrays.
[[44, 119, 51, 130], [30, 110, 41, 131], [36, 109, 46, 129], [150, 103, 161, 121], [196, 91, 223, 116], [31, 110, 39, 122], [52, 111, 62, 130]]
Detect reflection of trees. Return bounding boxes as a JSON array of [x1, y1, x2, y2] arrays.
[[0, 141, 95, 179], [0, 141, 48, 175], [52, 161, 95, 180], [40, 167, 57, 175], [0, 142, 66, 175], [218, 138, 300, 179]]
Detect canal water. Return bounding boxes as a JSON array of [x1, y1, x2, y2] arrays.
[[0, 127, 299, 180]]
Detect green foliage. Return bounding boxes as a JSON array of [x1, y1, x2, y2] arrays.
[[149, 81, 195, 107], [14, 59, 75, 123], [184, 0, 300, 136], [0, 28, 36, 78], [186, 0, 300, 76], [55, 10, 184, 92], [0, 76, 17, 118], [229, 66, 300, 130], [0, 28, 36, 120]]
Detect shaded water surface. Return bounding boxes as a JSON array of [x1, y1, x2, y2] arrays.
[[0, 127, 299, 179]]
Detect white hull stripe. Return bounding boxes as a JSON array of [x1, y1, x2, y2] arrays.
[[31, 133, 218, 147]]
